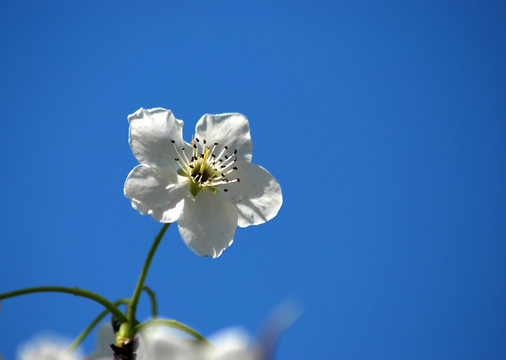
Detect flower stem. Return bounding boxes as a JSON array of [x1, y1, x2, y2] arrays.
[[68, 298, 130, 352], [125, 224, 170, 334], [0, 286, 127, 323], [135, 319, 210, 344], [143, 285, 158, 318]]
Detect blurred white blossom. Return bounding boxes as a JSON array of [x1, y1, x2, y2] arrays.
[[84, 324, 260, 360], [204, 328, 259, 360], [19, 300, 299, 360], [140, 327, 259, 360], [18, 336, 82, 360]]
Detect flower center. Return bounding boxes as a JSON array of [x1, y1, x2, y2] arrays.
[[171, 137, 240, 197]]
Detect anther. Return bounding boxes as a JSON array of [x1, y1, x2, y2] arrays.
[[234, 149, 237, 154], [224, 146, 228, 149], [233, 167, 238, 170], [171, 140, 175, 143], [224, 189, 229, 192], [196, 137, 200, 142], [214, 142, 219, 145], [203, 139, 207, 144], [174, 158, 179, 161], [236, 178, 240, 182]]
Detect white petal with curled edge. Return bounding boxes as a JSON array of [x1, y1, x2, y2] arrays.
[[195, 113, 253, 162], [178, 190, 239, 258], [128, 108, 185, 168], [124, 164, 188, 223], [218, 162, 282, 228]]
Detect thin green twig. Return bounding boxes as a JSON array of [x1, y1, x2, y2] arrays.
[[0, 286, 127, 323], [143, 285, 158, 318], [68, 298, 130, 352], [127, 224, 169, 330], [135, 319, 210, 344]]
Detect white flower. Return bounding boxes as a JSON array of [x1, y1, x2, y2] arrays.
[[203, 328, 259, 360], [18, 336, 82, 360], [124, 108, 282, 257], [140, 327, 259, 360]]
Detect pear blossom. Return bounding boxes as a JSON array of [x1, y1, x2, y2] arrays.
[[203, 328, 259, 360], [18, 336, 82, 360], [87, 323, 260, 360], [139, 326, 260, 360], [124, 108, 282, 257]]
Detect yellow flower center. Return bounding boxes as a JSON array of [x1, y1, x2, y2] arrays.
[[171, 137, 240, 197]]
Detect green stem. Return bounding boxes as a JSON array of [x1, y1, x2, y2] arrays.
[[126, 224, 170, 332], [68, 298, 130, 352], [135, 319, 210, 344], [0, 286, 127, 323], [143, 285, 158, 318]]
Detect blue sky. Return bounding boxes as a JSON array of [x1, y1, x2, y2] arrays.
[[1, 1, 505, 359]]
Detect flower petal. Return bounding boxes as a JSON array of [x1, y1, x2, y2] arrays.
[[195, 113, 253, 162], [124, 164, 189, 223], [178, 190, 238, 258], [128, 107, 185, 168], [218, 162, 282, 228]]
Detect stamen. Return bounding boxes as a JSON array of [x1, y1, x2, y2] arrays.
[[210, 143, 218, 157], [171, 141, 188, 170], [212, 177, 239, 186], [179, 146, 191, 164], [216, 155, 237, 172], [214, 146, 229, 162]]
